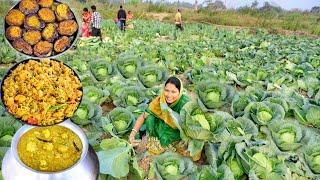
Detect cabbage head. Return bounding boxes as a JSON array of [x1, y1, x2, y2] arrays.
[[294, 104, 320, 128], [180, 102, 226, 141], [71, 99, 94, 125], [226, 156, 244, 178], [236, 71, 257, 86], [116, 57, 141, 78], [235, 142, 287, 180], [137, 65, 166, 88], [79, 73, 97, 87], [304, 143, 320, 174], [71, 99, 100, 125], [89, 60, 113, 81], [244, 102, 285, 126], [197, 165, 235, 180], [114, 86, 146, 107], [226, 117, 258, 138], [103, 107, 134, 135], [83, 86, 110, 105], [150, 152, 195, 180], [231, 92, 252, 117], [185, 67, 217, 84], [109, 81, 125, 100], [264, 96, 290, 114], [67, 59, 88, 74], [270, 122, 302, 151], [196, 80, 234, 110]]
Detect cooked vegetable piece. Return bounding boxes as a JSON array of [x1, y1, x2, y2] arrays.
[[5, 9, 25, 26], [17, 126, 82, 172]]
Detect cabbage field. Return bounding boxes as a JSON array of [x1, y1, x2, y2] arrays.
[[0, 20, 320, 179]]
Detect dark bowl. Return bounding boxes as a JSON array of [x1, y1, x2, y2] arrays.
[[3, 0, 79, 59], [0, 59, 83, 126]]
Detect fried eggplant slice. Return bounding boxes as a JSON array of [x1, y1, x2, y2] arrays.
[[55, 4, 73, 21], [38, 0, 54, 8], [38, 8, 55, 23], [12, 38, 33, 55], [19, 0, 39, 15], [6, 26, 23, 41], [5, 9, 25, 26], [42, 23, 58, 42], [24, 14, 44, 30], [23, 30, 42, 45], [54, 36, 70, 53], [57, 20, 78, 36], [34, 41, 53, 57]]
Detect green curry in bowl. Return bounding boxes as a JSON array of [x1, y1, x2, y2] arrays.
[[17, 125, 82, 172]]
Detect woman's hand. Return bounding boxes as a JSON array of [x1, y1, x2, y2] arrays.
[[128, 112, 147, 147], [129, 130, 140, 147]]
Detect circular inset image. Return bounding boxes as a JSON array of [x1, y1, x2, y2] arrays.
[[17, 125, 83, 172], [1, 59, 83, 126], [4, 0, 79, 58]]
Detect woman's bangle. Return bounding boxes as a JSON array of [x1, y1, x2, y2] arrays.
[[131, 129, 138, 133]]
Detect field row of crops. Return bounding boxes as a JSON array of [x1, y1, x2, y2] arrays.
[[0, 20, 319, 179]]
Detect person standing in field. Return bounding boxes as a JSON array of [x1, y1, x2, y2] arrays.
[[81, 8, 91, 38], [117, 5, 127, 31], [90, 5, 102, 39], [175, 8, 183, 31], [126, 10, 134, 29]]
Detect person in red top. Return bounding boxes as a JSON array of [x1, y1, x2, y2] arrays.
[[127, 11, 133, 20], [126, 10, 134, 29], [81, 8, 91, 37]]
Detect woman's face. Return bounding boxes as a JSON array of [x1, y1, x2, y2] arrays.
[[164, 83, 180, 104]]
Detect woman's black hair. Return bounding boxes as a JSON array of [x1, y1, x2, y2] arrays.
[[83, 8, 88, 12], [165, 76, 181, 91]]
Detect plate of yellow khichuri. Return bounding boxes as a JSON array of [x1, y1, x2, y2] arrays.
[[1, 59, 82, 126], [4, 0, 78, 58], [17, 125, 83, 172]]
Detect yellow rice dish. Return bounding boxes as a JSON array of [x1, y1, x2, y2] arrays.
[[17, 125, 83, 172], [2, 59, 82, 125]]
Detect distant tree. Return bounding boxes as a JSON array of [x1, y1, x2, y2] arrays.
[[206, 0, 226, 11], [310, 6, 320, 13], [260, 1, 282, 12], [251, 0, 258, 9], [194, 0, 198, 10], [290, 8, 302, 12]]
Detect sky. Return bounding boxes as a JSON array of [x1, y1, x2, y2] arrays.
[[171, 0, 320, 10]]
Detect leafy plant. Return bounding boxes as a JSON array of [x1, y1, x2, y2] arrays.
[[244, 102, 285, 126], [83, 86, 110, 105], [180, 102, 227, 142], [113, 86, 146, 107], [97, 137, 143, 179], [235, 142, 287, 179], [116, 56, 141, 79], [196, 80, 235, 111], [149, 152, 195, 180], [102, 107, 135, 136], [71, 99, 102, 125], [137, 65, 167, 88], [226, 117, 259, 139], [270, 122, 303, 151], [293, 103, 320, 128], [89, 60, 114, 81]]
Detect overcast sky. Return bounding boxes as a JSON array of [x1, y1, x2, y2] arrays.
[[172, 0, 319, 10]]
